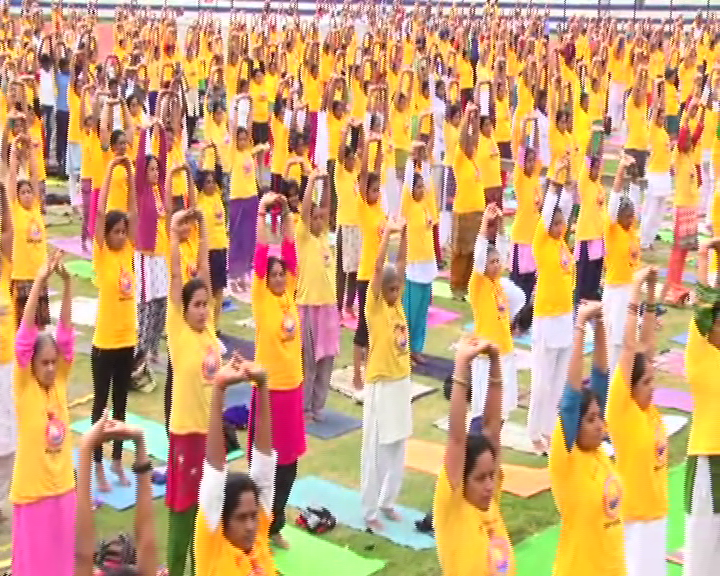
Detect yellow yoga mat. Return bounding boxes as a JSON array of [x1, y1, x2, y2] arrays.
[[405, 438, 551, 498]]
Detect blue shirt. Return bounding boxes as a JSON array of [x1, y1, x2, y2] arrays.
[[55, 72, 70, 112]]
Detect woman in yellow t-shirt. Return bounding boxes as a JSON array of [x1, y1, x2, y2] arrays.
[[606, 267, 667, 576], [434, 338, 515, 576], [164, 205, 216, 576], [190, 143, 228, 326], [251, 191, 305, 550], [358, 216, 410, 532], [228, 125, 260, 293], [296, 173, 340, 419], [90, 154, 138, 493], [476, 114, 503, 209], [10, 251, 75, 576], [528, 174, 575, 454], [574, 155, 605, 304], [195, 353, 276, 576], [550, 301, 625, 576], [683, 238, 720, 574]]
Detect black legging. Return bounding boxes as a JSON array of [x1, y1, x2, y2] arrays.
[[335, 228, 357, 312], [164, 359, 173, 433], [90, 346, 134, 462]]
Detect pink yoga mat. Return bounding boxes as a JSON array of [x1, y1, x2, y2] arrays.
[[342, 305, 460, 332], [653, 388, 693, 413], [653, 350, 685, 377], [49, 236, 91, 260]]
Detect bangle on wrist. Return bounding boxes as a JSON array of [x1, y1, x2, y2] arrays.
[[131, 460, 153, 475]]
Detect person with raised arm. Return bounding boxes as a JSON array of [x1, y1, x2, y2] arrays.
[[10, 251, 76, 576], [358, 215, 411, 532], [194, 355, 276, 575], [250, 190, 305, 550], [74, 411, 157, 576], [606, 266, 667, 576], [433, 338, 514, 575], [164, 206, 216, 576], [549, 300, 625, 576], [682, 237, 720, 576]]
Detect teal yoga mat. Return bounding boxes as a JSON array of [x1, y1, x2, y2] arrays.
[[70, 413, 244, 463], [288, 476, 435, 550], [515, 464, 686, 575], [274, 526, 385, 576]]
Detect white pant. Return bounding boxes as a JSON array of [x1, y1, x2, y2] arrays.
[[640, 194, 666, 248], [608, 82, 626, 130], [625, 517, 668, 576], [0, 452, 13, 507], [360, 438, 406, 522], [684, 456, 720, 576], [701, 155, 715, 221], [602, 283, 632, 372], [527, 339, 572, 441]]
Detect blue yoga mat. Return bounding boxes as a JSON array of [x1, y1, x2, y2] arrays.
[[72, 450, 166, 511], [288, 476, 435, 550], [671, 333, 688, 346], [658, 268, 698, 284], [306, 410, 362, 439], [411, 354, 454, 381], [224, 382, 253, 409], [218, 332, 255, 360]]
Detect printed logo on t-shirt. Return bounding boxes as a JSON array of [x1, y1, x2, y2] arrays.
[[394, 323, 408, 351], [27, 218, 42, 243], [323, 251, 331, 267], [118, 267, 133, 299], [377, 221, 386, 240], [602, 474, 622, 523], [215, 208, 224, 223], [281, 312, 296, 341], [243, 160, 253, 176], [654, 420, 668, 471], [487, 533, 511, 574], [187, 263, 198, 279], [201, 345, 220, 381], [45, 412, 66, 453], [560, 245, 571, 272]]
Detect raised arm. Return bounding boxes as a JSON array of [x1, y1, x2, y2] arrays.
[[369, 216, 403, 296], [168, 209, 191, 309], [194, 209, 211, 295], [698, 239, 720, 289]]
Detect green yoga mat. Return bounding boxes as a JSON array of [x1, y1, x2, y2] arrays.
[[274, 526, 385, 576], [70, 413, 244, 463], [65, 259, 94, 280], [516, 464, 686, 575]]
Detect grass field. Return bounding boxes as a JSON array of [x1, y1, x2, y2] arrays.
[[0, 177, 695, 575]]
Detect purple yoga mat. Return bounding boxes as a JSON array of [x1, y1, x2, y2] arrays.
[[49, 236, 91, 260], [653, 388, 693, 413]]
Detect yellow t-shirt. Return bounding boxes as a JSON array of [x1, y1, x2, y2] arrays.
[[10, 330, 74, 504], [604, 221, 640, 285], [327, 113, 344, 162], [625, 98, 649, 151], [249, 78, 270, 123], [391, 107, 412, 151], [495, 98, 511, 143], [335, 162, 359, 227], [550, 420, 625, 576], [168, 138, 188, 199], [230, 148, 257, 199], [444, 123, 459, 167], [575, 169, 605, 241], [606, 368, 668, 521], [453, 146, 484, 213], [532, 220, 574, 317], [270, 114, 289, 175], [511, 165, 541, 245], [686, 320, 720, 455], [67, 87, 81, 143], [0, 258, 13, 363], [673, 149, 699, 207], [251, 267, 302, 390], [296, 220, 334, 305], [475, 135, 502, 189], [401, 191, 435, 263], [647, 124, 671, 174], [548, 127, 572, 184], [356, 197, 386, 281], [106, 163, 130, 213], [666, 82, 679, 116], [203, 117, 230, 171], [304, 73, 322, 112], [364, 282, 410, 382], [469, 272, 513, 355], [167, 300, 220, 434], [433, 466, 515, 576], [92, 240, 137, 349], [196, 192, 228, 250], [11, 202, 46, 281]]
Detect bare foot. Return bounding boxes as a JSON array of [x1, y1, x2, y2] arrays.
[[532, 438, 547, 456], [271, 532, 290, 549], [541, 434, 552, 451], [111, 460, 131, 487], [95, 462, 111, 493], [365, 518, 384, 532], [382, 508, 402, 522]]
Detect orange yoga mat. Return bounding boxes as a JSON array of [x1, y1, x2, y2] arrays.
[[404, 438, 551, 498]]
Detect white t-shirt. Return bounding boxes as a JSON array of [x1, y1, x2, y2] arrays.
[[38, 68, 55, 107]]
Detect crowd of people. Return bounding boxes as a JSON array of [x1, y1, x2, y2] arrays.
[[0, 0, 719, 574]]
